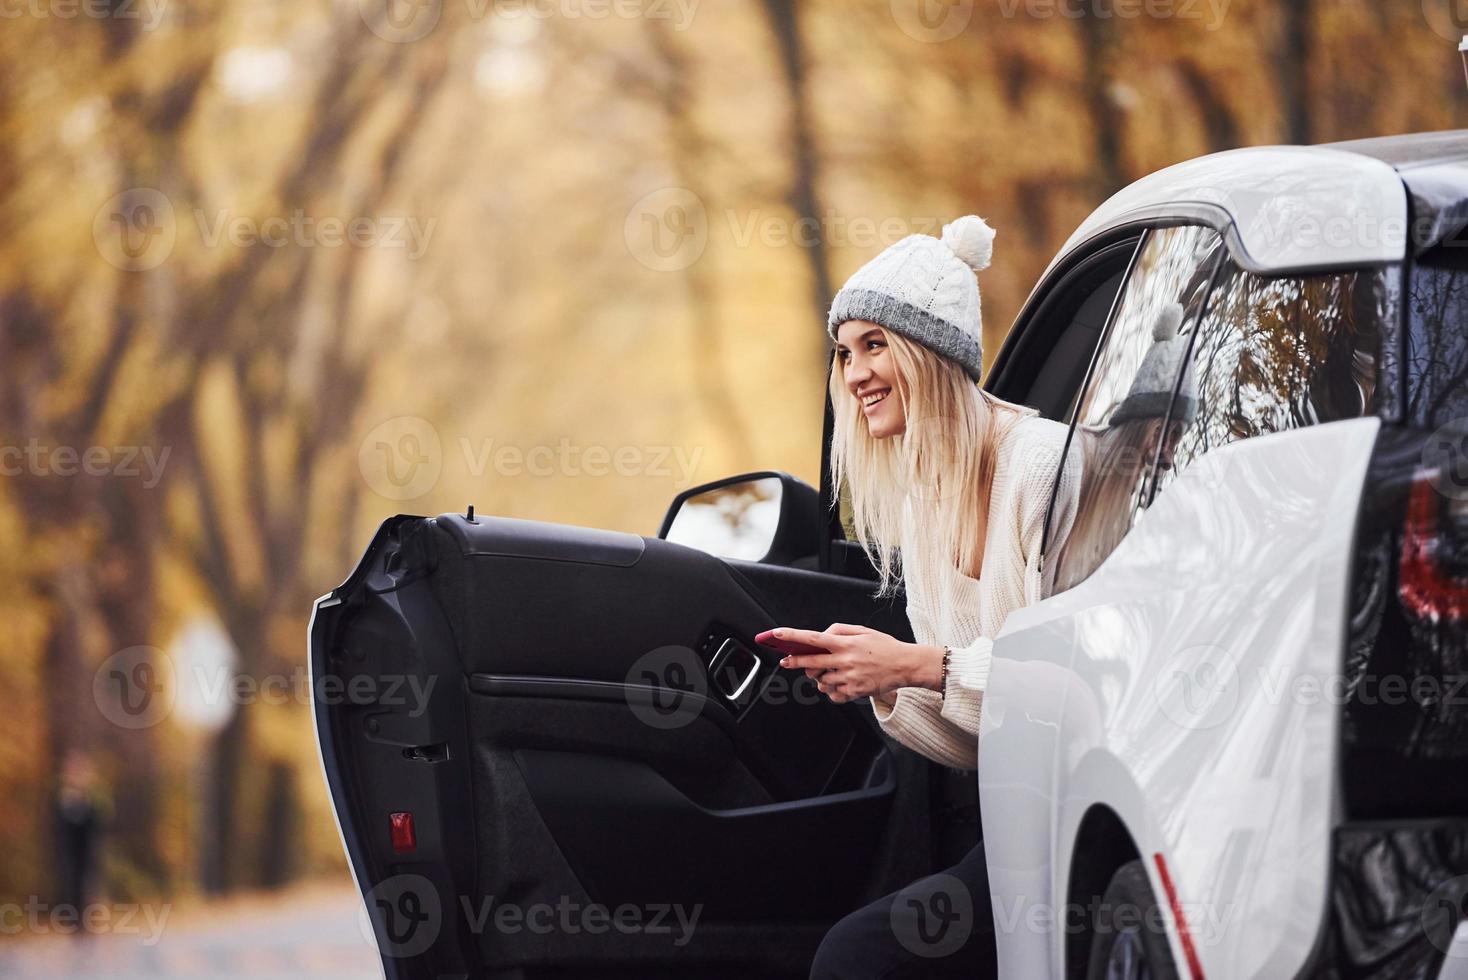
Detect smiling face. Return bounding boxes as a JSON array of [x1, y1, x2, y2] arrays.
[[836, 319, 906, 439]]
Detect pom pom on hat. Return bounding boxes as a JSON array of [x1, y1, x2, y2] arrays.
[[1153, 301, 1185, 341], [940, 215, 996, 273]]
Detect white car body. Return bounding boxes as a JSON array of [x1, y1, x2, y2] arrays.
[[1050, 145, 1408, 277], [980, 133, 1468, 980], [983, 419, 1378, 977]]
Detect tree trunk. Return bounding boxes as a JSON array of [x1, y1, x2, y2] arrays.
[[645, 20, 755, 466], [1178, 59, 1241, 153], [199, 675, 250, 894], [1069, 0, 1125, 199], [759, 0, 833, 372], [95, 475, 169, 892], [1278, 0, 1312, 143], [198, 605, 260, 895]]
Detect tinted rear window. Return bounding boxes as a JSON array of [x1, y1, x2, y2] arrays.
[[1174, 260, 1384, 449], [1406, 245, 1468, 428]]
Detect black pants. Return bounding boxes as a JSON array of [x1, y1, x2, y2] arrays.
[[809, 843, 997, 979]]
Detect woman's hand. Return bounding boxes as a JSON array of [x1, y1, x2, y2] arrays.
[[771, 623, 946, 703]]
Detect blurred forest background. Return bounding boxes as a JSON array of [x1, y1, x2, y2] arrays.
[[2, 0, 1466, 923]]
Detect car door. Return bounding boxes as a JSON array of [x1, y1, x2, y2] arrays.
[[981, 221, 1397, 979], [982, 223, 1243, 979], [310, 392, 979, 978]]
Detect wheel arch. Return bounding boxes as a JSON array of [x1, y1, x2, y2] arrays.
[[1064, 803, 1143, 980]]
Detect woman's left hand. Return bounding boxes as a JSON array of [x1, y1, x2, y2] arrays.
[[771, 623, 944, 703]]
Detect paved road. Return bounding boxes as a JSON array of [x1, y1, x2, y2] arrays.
[[0, 885, 381, 979]]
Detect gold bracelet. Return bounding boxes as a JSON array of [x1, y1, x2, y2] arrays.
[[939, 645, 952, 700]]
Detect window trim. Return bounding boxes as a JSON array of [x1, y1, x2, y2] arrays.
[[1148, 256, 1397, 504], [818, 358, 880, 580], [987, 231, 1144, 405], [1037, 232, 1148, 563], [1139, 247, 1228, 510], [1039, 223, 1228, 575], [818, 358, 842, 575]]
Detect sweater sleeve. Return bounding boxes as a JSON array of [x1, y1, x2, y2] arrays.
[[869, 600, 982, 770]]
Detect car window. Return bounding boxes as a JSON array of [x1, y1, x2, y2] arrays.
[[1053, 266, 1128, 422], [1151, 259, 1389, 499], [1047, 225, 1224, 594], [1002, 239, 1139, 421], [1406, 244, 1468, 428]]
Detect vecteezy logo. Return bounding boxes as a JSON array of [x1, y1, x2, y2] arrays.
[[624, 646, 707, 731], [380, 891, 429, 944], [357, 416, 443, 501], [1424, 419, 1468, 501], [890, 0, 974, 42], [93, 646, 176, 730], [623, 188, 708, 272], [1423, 875, 1468, 956], [890, 873, 973, 958], [359, 874, 442, 958], [92, 189, 177, 271], [1422, 0, 1468, 42], [359, 0, 442, 42], [1154, 643, 1241, 731]]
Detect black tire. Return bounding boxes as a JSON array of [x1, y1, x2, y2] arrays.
[[1085, 860, 1181, 980]]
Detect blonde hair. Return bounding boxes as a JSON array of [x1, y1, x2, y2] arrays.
[[828, 327, 1035, 597]]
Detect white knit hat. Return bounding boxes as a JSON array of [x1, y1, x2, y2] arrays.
[[826, 215, 996, 381]]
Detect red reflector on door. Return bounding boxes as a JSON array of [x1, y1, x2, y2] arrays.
[[389, 811, 417, 854], [1153, 853, 1206, 980]]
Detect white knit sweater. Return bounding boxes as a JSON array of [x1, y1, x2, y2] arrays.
[[870, 415, 1082, 770]]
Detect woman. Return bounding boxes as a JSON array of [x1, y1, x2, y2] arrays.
[[770, 215, 1082, 978]]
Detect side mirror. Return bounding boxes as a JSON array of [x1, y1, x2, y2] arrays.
[[657, 471, 821, 565]]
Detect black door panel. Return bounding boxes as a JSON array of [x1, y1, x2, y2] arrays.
[[428, 513, 907, 683], [723, 557, 913, 642], [514, 748, 895, 917], [313, 512, 940, 979]]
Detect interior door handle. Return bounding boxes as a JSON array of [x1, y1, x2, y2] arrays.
[[709, 638, 761, 701]]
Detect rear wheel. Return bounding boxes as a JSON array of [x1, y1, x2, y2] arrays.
[[1085, 860, 1180, 980]]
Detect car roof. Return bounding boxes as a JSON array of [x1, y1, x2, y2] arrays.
[[1326, 130, 1468, 257], [1048, 129, 1468, 277], [1322, 129, 1468, 169]]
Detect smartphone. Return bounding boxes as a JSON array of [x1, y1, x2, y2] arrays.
[[755, 628, 828, 658]]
